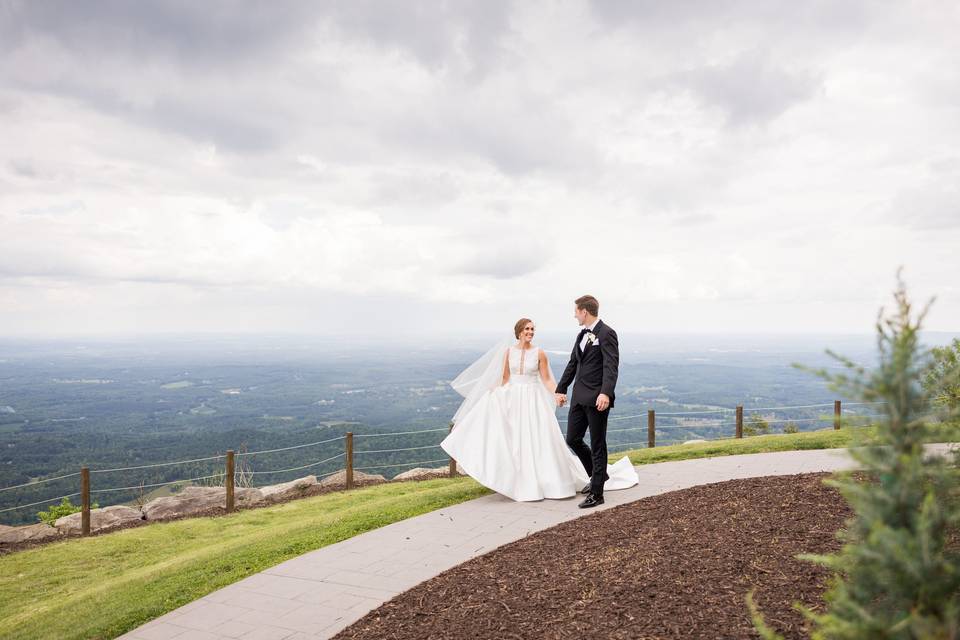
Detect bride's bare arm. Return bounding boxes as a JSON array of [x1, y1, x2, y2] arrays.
[[501, 349, 510, 385], [539, 349, 557, 394]]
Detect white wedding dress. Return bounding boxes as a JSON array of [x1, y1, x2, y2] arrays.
[[441, 343, 638, 502]]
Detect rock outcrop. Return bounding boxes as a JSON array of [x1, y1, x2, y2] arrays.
[[142, 486, 262, 520], [54, 505, 143, 534], [259, 475, 317, 502], [393, 466, 450, 481], [319, 469, 386, 488], [0, 522, 62, 545]]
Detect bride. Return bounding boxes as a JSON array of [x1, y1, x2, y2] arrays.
[[441, 318, 638, 502]]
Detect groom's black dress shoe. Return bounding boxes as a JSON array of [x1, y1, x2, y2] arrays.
[[580, 483, 592, 495], [578, 494, 604, 509]]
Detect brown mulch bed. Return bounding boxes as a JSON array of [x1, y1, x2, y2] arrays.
[[335, 473, 852, 640]]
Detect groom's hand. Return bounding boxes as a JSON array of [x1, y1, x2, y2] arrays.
[[555, 393, 566, 407], [596, 393, 610, 412]]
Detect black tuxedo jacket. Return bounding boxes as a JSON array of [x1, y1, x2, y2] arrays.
[[555, 320, 619, 408]]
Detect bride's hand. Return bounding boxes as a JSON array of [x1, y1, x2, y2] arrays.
[[555, 393, 566, 407]]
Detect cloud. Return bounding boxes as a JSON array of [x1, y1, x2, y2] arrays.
[[668, 55, 822, 126], [321, 0, 513, 74], [885, 184, 960, 230], [0, 0, 958, 335], [0, 1, 320, 65], [448, 232, 554, 280]]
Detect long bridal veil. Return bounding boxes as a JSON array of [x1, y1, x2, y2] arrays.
[[450, 337, 513, 425]]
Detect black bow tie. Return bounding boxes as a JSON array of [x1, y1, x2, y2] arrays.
[[577, 328, 589, 339]]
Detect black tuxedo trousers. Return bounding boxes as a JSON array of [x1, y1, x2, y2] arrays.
[[565, 402, 609, 495]]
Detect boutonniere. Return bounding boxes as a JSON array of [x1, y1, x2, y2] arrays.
[[586, 332, 598, 345]]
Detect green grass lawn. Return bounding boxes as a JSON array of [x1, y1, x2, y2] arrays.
[[0, 477, 489, 640], [616, 423, 958, 466], [615, 427, 866, 466]]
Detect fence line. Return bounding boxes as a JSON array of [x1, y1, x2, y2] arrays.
[[354, 458, 449, 472], [659, 422, 740, 429], [608, 426, 646, 434], [558, 401, 888, 423], [88, 474, 226, 495], [608, 441, 648, 452], [740, 402, 837, 411], [354, 444, 443, 455], [354, 427, 449, 438], [91, 454, 227, 474], [0, 492, 82, 514], [654, 408, 737, 416], [246, 453, 346, 476], [752, 417, 825, 425], [237, 435, 347, 457], [0, 398, 895, 530], [0, 471, 82, 493]]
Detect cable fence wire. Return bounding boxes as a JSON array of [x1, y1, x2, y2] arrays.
[[747, 417, 828, 425], [0, 471, 82, 493], [0, 492, 83, 514], [654, 408, 737, 415], [607, 426, 646, 433], [608, 441, 648, 452], [246, 453, 346, 476], [90, 454, 227, 474], [354, 458, 449, 472], [558, 400, 890, 423], [658, 422, 739, 429], [88, 474, 226, 495], [237, 435, 347, 457], [353, 427, 450, 438], [354, 444, 443, 455]]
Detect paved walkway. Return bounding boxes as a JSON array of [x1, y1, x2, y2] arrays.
[[120, 444, 955, 640]]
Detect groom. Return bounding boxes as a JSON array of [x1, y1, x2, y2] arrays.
[[555, 295, 619, 508]]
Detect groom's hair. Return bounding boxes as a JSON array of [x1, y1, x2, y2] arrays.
[[513, 318, 533, 339], [575, 295, 599, 316]]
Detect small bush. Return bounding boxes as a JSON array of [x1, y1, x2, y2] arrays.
[[37, 498, 98, 526], [744, 415, 770, 437]]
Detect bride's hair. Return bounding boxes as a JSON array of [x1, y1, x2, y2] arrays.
[[513, 318, 533, 339]]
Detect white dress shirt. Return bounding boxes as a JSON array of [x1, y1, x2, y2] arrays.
[[579, 318, 600, 351]]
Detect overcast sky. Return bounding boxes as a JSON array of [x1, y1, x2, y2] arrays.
[[1, 1, 958, 340]]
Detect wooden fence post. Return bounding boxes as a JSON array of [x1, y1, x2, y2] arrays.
[[448, 423, 457, 477], [647, 410, 655, 448], [736, 406, 744, 439], [345, 432, 354, 489], [834, 400, 842, 430], [225, 450, 235, 513], [80, 467, 90, 536]]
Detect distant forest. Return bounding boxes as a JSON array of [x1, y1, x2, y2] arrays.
[[0, 335, 879, 524]]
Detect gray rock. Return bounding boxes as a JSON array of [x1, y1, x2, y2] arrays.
[[319, 469, 386, 488], [143, 485, 262, 521], [54, 505, 143, 534], [393, 466, 451, 481], [0, 522, 61, 545], [259, 475, 317, 502]]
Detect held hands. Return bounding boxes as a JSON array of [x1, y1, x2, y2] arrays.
[[596, 393, 610, 412], [556, 393, 608, 410]]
